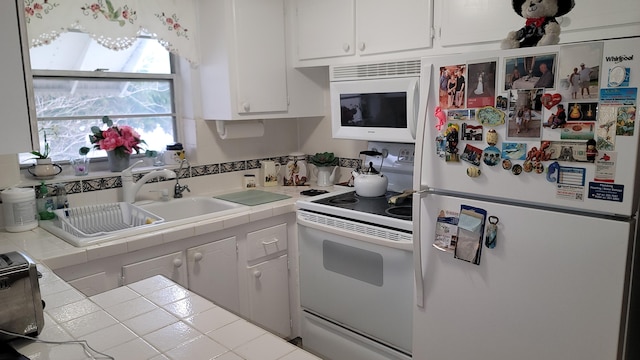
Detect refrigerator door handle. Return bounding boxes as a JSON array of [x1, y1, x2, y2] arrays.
[[413, 190, 428, 308]]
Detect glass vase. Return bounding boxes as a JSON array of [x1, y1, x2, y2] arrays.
[[71, 156, 90, 176]]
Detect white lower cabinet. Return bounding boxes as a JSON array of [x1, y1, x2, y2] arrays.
[[52, 214, 298, 338], [240, 222, 292, 337], [245, 254, 291, 337], [122, 251, 188, 288], [186, 237, 240, 314]]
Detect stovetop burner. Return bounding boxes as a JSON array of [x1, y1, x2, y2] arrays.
[[385, 206, 412, 219], [329, 197, 359, 205], [312, 190, 412, 221]]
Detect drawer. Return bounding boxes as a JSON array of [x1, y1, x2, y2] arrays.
[[246, 223, 287, 261]]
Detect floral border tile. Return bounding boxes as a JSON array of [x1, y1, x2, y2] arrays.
[[102, 176, 121, 190], [82, 178, 103, 192], [246, 159, 260, 170], [220, 161, 245, 173]]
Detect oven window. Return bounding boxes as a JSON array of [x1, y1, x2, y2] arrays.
[[340, 93, 407, 128], [322, 240, 383, 286]]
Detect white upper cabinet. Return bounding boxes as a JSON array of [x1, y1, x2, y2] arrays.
[[438, 0, 521, 47], [439, 0, 640, 47], [197, 0, 324, 120], [293, 0, 433, 65], [198, 0, 286, 119], [356, 0, 433, 55], [296, 0, 355, 60], [1, 0, 34, 154]]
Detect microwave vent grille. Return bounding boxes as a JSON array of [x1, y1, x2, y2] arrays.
[[331, 60, 421, 81]]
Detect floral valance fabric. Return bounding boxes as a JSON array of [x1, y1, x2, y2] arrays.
[[24, 0, 198, 64]]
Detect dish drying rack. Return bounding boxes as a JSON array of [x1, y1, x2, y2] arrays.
[[53, 202, 164, 238]]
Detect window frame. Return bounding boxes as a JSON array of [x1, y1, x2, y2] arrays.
[[25, 54, 182, 167]]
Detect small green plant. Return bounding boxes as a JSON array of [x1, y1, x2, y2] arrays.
[[30, 131, 50, 159], [309, 152, 339, 167]]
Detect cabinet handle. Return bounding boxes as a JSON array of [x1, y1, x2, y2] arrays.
[[358, 42, 365, 52], [342, 43, 350, 53], [261, 238, 279, 246], [242, 102, 250, 112], [253, 270, 262, 278], [173, 258, 183, 268], [193, 252, 203, 261]]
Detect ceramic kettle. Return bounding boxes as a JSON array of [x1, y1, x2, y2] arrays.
[[352, 151, 388, 197]]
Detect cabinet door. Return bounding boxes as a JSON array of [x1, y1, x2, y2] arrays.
[[187, 237, 240, 314], [246, 254, 291, 338], [0, 0, 33, 154], [439, 0, 522, 47], [356, 0, 433, 55], [122, 251, 188, 288], [564, 0, 638, 33], [295, 0, 355, 60], [233, 0, 288, 114]]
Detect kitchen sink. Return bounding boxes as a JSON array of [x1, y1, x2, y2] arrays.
[[137, 196, 247, 221], [39, 197, 248, 247]]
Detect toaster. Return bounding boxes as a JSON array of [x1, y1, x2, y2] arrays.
[[0, 251, 45, 341]]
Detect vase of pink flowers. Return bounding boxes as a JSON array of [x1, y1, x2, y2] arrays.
[[80, 116, 147, 172]]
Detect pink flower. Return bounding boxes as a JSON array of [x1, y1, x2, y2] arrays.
[[33, 3, 43, 11], [25, 7, 34, 16], [87, 117, 146, 156], [122, 10, 129, 19], [173, 23, 181, 30], [165, 17, 174, 25], [90, 4, 101, 12]]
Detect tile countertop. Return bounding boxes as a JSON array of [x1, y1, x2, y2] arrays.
[[9, 273, 321, 360], [0, 186, 342, 359], [0, 185, 345, 271]]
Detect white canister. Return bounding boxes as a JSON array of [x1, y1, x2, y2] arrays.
[[285, 152, 308, 186], [1, 188, 38, 232]]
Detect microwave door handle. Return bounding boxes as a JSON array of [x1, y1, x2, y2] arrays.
[[411, 64, 431, 140]]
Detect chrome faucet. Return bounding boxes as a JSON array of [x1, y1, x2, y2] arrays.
[[174, 159, 191, 198], [121, 160, 177, 203]]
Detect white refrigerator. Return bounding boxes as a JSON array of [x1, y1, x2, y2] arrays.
[[412, 37, 640, 360]]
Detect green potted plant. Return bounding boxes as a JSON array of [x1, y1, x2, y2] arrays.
[[309, 152, 339, 187]]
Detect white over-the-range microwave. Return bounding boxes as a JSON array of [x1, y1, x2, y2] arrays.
[[329, 59, 424, 143]]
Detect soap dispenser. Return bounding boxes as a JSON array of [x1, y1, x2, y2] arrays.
[[36, 182, 55, 220]]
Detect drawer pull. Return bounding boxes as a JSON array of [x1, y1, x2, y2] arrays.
[[253, 270, 262, 278], [173, 258, 183, 268], [193, 252, 203, 261], [261, 239, 279, 246]]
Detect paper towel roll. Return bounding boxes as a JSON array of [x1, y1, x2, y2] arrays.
[[216, 120, 265, 139]]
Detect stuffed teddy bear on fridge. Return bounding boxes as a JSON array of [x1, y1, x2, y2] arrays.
[[501, 0, 575, 49]]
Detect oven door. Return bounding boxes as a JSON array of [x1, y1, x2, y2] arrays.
[[297, 212, 413, 354]]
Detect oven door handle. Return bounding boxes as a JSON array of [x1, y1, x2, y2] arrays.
[[297, 213, 413, 252]]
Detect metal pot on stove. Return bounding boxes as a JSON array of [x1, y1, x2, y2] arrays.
[[352, 150, 388, 197]]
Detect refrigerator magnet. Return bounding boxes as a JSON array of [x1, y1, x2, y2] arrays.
[[454, 205, 487, 265], [512, 164, 523, 175], [483, 146, 501, 166], [485, 216, 499, 249]]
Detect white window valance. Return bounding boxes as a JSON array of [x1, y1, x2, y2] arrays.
[[24, 0, 199, 64]]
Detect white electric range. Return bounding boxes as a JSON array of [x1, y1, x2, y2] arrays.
[[296, 142, 415, 360]]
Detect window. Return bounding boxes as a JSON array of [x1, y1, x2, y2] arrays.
[[22, 31, 177, 163]]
